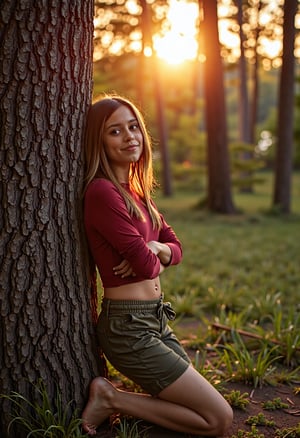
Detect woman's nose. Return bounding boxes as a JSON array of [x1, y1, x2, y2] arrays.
[[125, 128, 134, 139]]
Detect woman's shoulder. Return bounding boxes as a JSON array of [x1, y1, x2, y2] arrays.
[[85, 178, 121, 201], [86, 178, 117, 193]]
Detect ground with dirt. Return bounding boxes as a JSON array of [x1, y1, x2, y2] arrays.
[[93, 320, 300, 437], [93, 379, 300, 437]]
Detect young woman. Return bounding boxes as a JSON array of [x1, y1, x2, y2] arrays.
[[81, 95, 233, 436]]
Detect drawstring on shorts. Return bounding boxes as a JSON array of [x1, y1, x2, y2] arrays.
[[156, 297, 176, 321]]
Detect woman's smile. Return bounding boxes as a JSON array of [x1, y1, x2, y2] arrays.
[[103, 105, 143, 179], [123, 143, 139, 151]]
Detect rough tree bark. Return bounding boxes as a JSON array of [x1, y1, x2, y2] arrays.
[[201, 0, 236, 213], [0, 1, 105, 436]]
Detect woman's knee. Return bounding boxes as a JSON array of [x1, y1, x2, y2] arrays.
[[210, 403, 233, 436]]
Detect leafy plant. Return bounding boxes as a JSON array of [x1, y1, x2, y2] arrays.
[[223, 390, 250, 411], [0, 380, 84, 437], [231, 425, 265, 437], [275, 422, 300, 437], [245, 412, 275, 427], [262, 397, 289, 410]]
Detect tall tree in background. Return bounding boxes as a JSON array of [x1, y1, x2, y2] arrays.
[[140, 0, 172, 196], [236, 0, 251, 146], [248, 0, 262, 145], [201, 0, 236, 213], [0, 2, 104, 436], [235, 0, 253, 193], [273, 0, 298, 213]]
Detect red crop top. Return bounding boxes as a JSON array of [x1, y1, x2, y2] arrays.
[[84, 178, 182, 288]]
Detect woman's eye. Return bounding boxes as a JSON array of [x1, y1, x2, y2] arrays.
[[110, 129, 120, 135], [130, 124, 139, 130]]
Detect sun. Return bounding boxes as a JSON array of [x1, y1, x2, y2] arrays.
[[152, 0, 285, 67], [153, 0, 199, 65]]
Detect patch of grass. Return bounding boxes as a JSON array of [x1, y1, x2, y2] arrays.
[[112, 417, 150, 438], [154, 173, 300, 390], [168, 287, 203, 316], [0, 380, 84, 437], [269, 306, 300, 367], [157, 173, 300, 314], [218, 332, 281, 388], [266, 365, 300, 386]]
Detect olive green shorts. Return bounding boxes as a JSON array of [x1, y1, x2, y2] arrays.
[[96, 295, 191, 396]]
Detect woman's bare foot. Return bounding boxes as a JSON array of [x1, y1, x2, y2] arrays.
[[82, 377, 116, 435]]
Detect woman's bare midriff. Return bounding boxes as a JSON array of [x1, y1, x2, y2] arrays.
[[104, 277, 162, 301]]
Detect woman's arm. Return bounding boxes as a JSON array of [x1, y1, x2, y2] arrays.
[[146, 241, 172, 266], [85, 180, 161, 279], [113, 241, 170, 279]]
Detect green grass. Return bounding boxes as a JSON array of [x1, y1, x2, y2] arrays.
[[153, 172, 300, 383], [1, 380, 85, 438], [155, 172, 300, 315], [157, 200, 300, 313]]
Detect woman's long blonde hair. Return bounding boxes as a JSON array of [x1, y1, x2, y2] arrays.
[[83, 94, 162, 229]]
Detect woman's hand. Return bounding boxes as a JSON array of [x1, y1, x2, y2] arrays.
[[113, 259, 136, 278], [113, 242, 171, 279], [147, 241, 171, 266]]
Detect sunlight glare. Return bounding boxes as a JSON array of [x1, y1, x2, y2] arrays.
[[93, 0, 292, 66], [144, 46, 153, 57], [125, 0, 141, 15], [218, 19, 239, 49], [153, 0, 199, 65], [258, 37, 282, 59]]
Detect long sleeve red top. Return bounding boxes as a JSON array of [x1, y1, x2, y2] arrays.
[[84, 178, 182, 288]]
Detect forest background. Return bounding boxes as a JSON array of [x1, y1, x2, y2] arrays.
[[92, 0, 300, 214]]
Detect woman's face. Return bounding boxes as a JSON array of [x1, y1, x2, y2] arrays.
[[103, 105, 144, 178]]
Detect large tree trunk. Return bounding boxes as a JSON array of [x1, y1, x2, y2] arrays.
[[272, 0, 298, 213], [201, 0, 236, 213], [0, 1, 105, 436]]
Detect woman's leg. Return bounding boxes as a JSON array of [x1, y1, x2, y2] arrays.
[[82, 365, 233, 436]]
